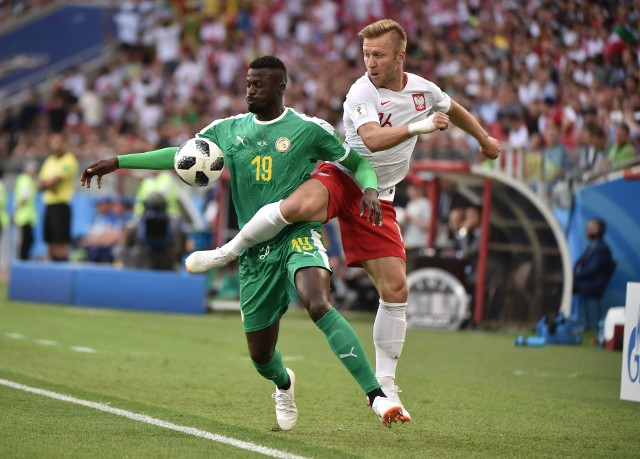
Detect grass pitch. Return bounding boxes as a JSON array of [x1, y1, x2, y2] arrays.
[[1, 287, 639, 458]]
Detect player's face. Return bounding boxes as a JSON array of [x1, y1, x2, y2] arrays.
[[362, 32, 405, 89], [246, 69, 284, 115]]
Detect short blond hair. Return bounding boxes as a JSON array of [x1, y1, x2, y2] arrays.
[[358, 19, 407, 53]]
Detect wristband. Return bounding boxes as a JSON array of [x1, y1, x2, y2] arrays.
[[408, 113, 437, 136]]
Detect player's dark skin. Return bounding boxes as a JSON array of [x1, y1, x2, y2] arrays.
[[80, 67, 383, 366]]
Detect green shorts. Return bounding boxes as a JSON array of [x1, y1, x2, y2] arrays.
[[239, 223, 332, 332]]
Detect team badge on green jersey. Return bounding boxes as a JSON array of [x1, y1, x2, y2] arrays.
[[275, 137, 290, 152]]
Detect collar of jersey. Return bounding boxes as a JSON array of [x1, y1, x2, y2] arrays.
[[253, 107, 289, 125]]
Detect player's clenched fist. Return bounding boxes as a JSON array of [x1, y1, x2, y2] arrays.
[[479, 136, 501, 160], [432, 111, 449, 131], [407, 112, 450, 135]]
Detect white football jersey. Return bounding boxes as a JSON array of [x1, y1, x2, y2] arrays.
[[340, 72, 451, 201]]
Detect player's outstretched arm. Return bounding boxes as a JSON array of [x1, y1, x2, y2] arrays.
[[447, 100, 500, 160], [80, 147, 178, 189]]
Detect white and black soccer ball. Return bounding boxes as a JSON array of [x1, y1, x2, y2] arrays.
[[174, 138, 225, 187]]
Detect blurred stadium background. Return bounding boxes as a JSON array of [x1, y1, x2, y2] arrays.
[[1, 0, 639, 326]]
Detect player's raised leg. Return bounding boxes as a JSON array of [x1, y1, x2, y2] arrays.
[[186, 199, 289, 272], [185, 179, 329, 273], [362, 256, 412, 421]]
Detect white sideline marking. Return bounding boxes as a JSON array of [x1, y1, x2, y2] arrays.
[[5, 332, 26, 339], [34, 339, 60, 346], [514, 370, 583, 379], [4, 332, 149, 356], [69, 346, 97, 353], [0, 378, 309, 459]]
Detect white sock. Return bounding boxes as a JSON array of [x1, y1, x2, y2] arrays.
[[224, 201, 291, 256], [373, 299, 407, 388]]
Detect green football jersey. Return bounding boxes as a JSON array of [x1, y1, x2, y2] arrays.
[[197, 108, 349, 229]]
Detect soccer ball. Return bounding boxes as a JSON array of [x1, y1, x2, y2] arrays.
[[174, 138, 225, 187]]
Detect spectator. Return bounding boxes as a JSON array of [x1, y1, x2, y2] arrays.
[[605, 123, 637, 170], [16, 89, 41, 135], [61, 66, 86, 102], [172, 47, 205, 105], [37, 132, 78, 261], [13, 160, 38, 260], [77, 197, 125, 263], [459, 205, 482, 283], [436, 179, 459, 225], [577, 125, 609, 178], [401, 183, 431, 253], [439, 206, 465, 257], [506, 113, 530, 151], [113, 1, 143, 61], [77, 78, 104, 129], [151, 14, 182, 78], [542, 123, 575, 189], [47, 91, 69, 134]]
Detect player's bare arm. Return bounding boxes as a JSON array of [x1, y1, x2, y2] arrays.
[[80, 158, 119, 189], [447, 100, 501, 160], [357, 111, 449, 152]]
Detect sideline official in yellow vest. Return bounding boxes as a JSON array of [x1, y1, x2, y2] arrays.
[[38, 133, 78, 261], [13, 161, 38, 260]]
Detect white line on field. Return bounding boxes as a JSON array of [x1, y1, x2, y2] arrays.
[[4, 332, 150, 357], [69, 346, 97, 353], [4, 332, 26, 339], [0, 378, 309, 459], [34, 339, 60, 346]]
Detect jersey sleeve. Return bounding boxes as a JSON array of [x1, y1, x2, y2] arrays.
[[307, 119, 378, 191], [196, 122, 222, 145], [432, 84, 452, 113], [196, 119, 227, 155], [338, 149, 378, 191], [311, 118, 351, 163], [118, 147, 178, 169], [344, 80, 380, 132]]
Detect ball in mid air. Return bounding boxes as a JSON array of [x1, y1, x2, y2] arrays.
[[174, 138, 225, 187]]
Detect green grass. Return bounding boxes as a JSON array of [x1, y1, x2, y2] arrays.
[[1, 286, 639, 458]]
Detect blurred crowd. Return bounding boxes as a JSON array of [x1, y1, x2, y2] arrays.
[[1, 0, 639, 183]]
